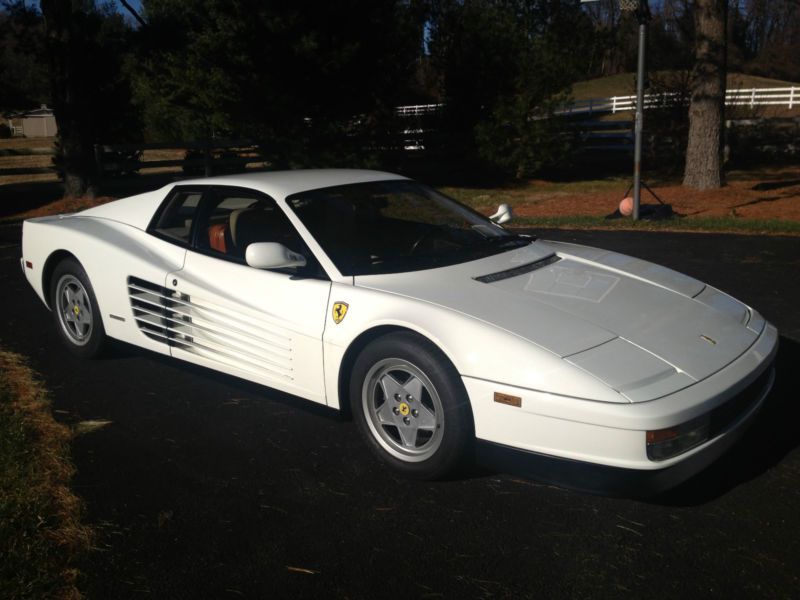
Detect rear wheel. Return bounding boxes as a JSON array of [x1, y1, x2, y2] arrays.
[[50, 258, 107, 358], [350, 332, 473, 479]]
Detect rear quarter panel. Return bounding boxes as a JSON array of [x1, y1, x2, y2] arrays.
[[22, 215, 186, 356]]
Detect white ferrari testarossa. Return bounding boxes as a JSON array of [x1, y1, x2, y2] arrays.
[[21, 170, 777, 493]]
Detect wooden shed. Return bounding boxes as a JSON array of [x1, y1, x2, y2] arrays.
[[6, 105, 58, 138]]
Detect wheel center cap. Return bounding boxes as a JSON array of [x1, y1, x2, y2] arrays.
[[398, 402, 410, 416], [73, 305, 81, 316]]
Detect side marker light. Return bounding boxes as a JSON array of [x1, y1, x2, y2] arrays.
[[494, 392, 522, 408]]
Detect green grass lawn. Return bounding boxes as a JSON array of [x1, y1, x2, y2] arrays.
[[0, 350, 91, 600]]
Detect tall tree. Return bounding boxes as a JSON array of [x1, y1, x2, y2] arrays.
[[133, 0, 422, 166], [40, 1, 139, 196], [40, 0, 96, 196], [428, 0, 520, 134], [0, 2, 49, 111], [739, 0, 800, 81], [429, 0, 597, 178], [683, 0, 727, 190], [476, 1, 597, 178]]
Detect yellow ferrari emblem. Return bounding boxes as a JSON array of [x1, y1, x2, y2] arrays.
[[398, 402, 410, 416], [73, 305, 81, 316], [332, 302, 349, 324]]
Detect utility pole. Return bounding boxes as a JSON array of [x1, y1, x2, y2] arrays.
[[629, 0, 651, 220], [582, 0, 651, 220]]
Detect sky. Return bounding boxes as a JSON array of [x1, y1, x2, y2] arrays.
[[27, 1, 143, 18], [113, 0, 142, 11], [109, 0, 143, 27]]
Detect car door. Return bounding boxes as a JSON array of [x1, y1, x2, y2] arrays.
[[164, 186, 332, 405]]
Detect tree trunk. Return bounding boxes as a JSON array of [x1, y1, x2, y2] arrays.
[[41, 0, 96, 198], [683, 0, 727, 190]]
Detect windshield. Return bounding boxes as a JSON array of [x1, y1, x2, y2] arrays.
[[286, 179, 530, 276]]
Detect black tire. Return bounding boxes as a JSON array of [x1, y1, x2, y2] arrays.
[[49, 258, 107, 358], [350, 331, 474, 479]]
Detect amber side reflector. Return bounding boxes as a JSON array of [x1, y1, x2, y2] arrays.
[[494, 392, 522, 408], [25, 261, 33, 269], [646, 428, 679, 445]]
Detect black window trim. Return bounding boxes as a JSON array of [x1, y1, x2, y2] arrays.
[[146, 184, 211, 249], [148, 183, 329, 280]]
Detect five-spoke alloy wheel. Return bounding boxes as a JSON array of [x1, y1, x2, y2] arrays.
[[56, 274, 94, 346], [50, 258, 106, 358], [362, 358, 445, 462], [351, 332, 473, 479]]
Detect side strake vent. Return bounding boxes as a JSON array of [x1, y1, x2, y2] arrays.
[[127, 276, 294, 381], [474, 255, 561, 284]]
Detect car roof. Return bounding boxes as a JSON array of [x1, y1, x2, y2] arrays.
[[73, 169, 411, 232], [178, 169, 409, 199]]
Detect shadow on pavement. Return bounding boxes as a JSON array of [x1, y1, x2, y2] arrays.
[[102, 339, 345, 423], [104, 333, 799, 502]]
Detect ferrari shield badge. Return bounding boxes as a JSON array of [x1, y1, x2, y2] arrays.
[[332, 302, 349, 324]]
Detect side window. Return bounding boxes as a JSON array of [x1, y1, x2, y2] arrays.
[[150, 190, 204, 244], [196, 189, 323, 277]]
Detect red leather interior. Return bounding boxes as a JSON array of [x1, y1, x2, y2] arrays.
[[208, 223, 228, 253]]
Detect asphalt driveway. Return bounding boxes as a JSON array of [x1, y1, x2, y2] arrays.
[[1, 223, 798, 599]]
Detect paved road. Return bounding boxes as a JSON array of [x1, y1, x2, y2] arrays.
[[1, 223, 798, 599]]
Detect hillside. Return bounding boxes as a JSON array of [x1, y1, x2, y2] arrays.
[[570, 72, 798, 101]]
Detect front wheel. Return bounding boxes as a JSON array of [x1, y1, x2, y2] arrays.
[[350, 332, 474, 479], [50, 258, 107, 358]]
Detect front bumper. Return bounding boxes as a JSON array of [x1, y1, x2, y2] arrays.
[[476, 367, 774, 497], [464, 323, 778, 492]]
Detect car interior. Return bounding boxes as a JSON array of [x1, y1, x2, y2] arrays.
[[152, 188, 320, 276]]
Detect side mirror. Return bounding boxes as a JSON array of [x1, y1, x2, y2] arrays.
[[245, 242, 307, 270], [489, 203, 513, 224]]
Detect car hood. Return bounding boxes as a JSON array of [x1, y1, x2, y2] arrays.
[[355, 240, 761, 402]]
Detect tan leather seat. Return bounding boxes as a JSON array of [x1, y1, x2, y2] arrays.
[[207, 223, 228, 253]]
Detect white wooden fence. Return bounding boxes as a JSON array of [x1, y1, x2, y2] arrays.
[[394, 103, 442, 117], [727, 87, 797, 108], [557, 86, 799, 116], [395, 86, 799, 119]]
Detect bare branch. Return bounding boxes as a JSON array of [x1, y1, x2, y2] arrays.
[[119, 0, 146, 28]]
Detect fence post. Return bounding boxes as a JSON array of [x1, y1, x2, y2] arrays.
[[750, 89, 756, 108], [612, 96, 617, 114], [790, 87, 795, 110]]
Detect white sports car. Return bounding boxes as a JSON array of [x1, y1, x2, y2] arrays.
[[21, 170, 777, 493]]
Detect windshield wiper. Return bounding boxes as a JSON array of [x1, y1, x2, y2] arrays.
[[481, 233, 533, 248]]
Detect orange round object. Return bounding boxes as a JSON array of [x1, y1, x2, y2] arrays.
[[619, 196, 634, 216]]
